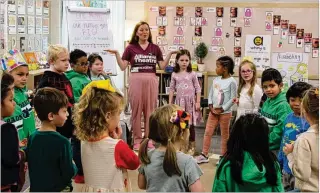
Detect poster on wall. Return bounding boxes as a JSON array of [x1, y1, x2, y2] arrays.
[[35, 0, 42, 15], [245, 35, 271, 70], [27, 0, 35, 15], [272, 52, 308, 90], [18, 0, 26, 14]]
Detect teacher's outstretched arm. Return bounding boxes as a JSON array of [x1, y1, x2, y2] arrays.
[[105, 49, 129, 71], [158, 51, 178, 70]]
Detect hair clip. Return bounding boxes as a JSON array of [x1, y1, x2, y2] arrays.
[[314, 88, 319, 97], [169, 110, 190, 129], [82, 79, 116, 96]]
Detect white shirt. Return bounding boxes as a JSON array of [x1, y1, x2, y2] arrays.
[[236, 84, 263, 119]]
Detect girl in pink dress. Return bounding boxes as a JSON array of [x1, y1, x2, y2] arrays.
[[169, 49, 202, 153]]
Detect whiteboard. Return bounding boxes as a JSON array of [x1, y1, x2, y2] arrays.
[[66, 7, 117, 75]]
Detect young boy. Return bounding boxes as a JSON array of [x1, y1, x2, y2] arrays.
[[65, 49, 91, 102], [278, 82, 312, 191], [259, 68, 292, 151], [65, 49, 91, 183], [27, 87, 77, 192], [37, 44, 75, 139], [3, 50, 36, 146]]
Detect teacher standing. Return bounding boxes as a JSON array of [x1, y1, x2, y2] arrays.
[[106, 21, 176, 150]]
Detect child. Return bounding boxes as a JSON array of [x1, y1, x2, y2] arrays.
[[233, 60, 263, 119], [65, 49, 92, 183], [1, 71, 25, 192], [65, 49, 91, 103], [73, 80, 139, 192], [196, 56, 237, 164], [37, 44, 75, 139], [3, 51, 36, 146], [259, 68, 292, 151], [87, 53, 116, 86], [169, 49, 201, 154], [284, 87, 319, 192], [27, 87, 77, 192], [138, 104, 204, 192], [278, 82, 312, 191], [212, 114, 284, 192]]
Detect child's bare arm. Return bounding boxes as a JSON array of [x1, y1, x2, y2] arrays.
[[189, 179, 205, 192], [138, 173, 147, 190]]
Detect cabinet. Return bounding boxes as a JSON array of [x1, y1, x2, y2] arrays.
[[156, 70, 208, 107]]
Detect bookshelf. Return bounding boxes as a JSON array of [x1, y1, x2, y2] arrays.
[[156, 70, 208, 107]]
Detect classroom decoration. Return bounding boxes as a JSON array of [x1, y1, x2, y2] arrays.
[[272, 52, 308, 90], [144, 2, 318, 78], [66, 6, 117, 75], [1, 0, 51, 57], [245, 35, 271, 70]]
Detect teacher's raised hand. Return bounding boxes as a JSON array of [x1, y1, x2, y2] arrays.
[[104, 49, 119, 55]]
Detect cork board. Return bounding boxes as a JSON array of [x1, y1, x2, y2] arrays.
[[144, 2, 319, 79]]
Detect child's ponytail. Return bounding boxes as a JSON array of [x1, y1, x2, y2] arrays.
[[139, 138, 151, 165], [163, 138, 181, 177]]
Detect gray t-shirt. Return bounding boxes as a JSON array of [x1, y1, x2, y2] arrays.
[[138, 149, 203, 192]]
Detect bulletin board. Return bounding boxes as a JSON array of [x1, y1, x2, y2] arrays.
[[144, 2, 319, 79], [1, 0, 51, 54]]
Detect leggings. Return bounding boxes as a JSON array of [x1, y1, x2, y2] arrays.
[[202, 112, 232, 155]]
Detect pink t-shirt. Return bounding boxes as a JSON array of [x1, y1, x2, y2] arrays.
[[122, 43, 164, 73]]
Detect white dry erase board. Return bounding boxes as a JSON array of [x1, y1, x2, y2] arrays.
[[66, 6, 117, 75]]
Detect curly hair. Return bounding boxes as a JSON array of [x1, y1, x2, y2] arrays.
[[73, 86, 124, 141]]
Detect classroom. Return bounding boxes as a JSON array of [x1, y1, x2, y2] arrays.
[[1, 0, 319, 192]]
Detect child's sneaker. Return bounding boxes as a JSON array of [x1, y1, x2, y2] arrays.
[[195, 153, 209, 164], [74, 174, 85, 184]]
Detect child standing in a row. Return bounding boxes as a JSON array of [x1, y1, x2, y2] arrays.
[[196, 56, 237, 164], [169, 49, 202, 153], [284, 87, 319, 192], [73, 80, 139, 192]]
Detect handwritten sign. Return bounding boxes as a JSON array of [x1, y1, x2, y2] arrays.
[[67, 7, 117, 75], [272, 52, 308, 90], [245, 35, 271, 70]]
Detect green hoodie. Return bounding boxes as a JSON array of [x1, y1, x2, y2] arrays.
[[212, 152, 284, 192], [4, 87, 36, 141], [260, 91, 292, 150], [65, 70, 91, 103]]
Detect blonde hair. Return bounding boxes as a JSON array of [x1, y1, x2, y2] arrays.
[[237, 60, 257, 97], [302, 87, 319, 124], [47, 44, 68, 63], [73, 86, 124, 141], [139, 104, 188, 177]]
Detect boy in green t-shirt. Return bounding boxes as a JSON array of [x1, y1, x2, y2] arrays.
[[27, 87, 77, 192], [3, 51, 36, 146], [259, 68, 292, 151]]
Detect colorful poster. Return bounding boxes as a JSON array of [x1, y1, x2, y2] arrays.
[[245, 35, 271, 70], [272, 52, 308, 90], [43, 0, 49, 15]]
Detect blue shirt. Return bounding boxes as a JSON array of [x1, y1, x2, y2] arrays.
[[278, 112, 310, 174]]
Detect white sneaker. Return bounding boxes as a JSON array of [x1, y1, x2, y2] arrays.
[[195, 154, 209, 164]]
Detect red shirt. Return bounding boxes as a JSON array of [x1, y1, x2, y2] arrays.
[[122, 43, 164, 73]]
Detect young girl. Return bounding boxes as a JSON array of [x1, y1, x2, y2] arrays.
[[284, 87, 319, 192], [73, 80, 139, 192], [196, 56, 237, 164], [169, 49, 201, 154], [233, 60, 263, 119], [1, 71, 25, 192], [87, 53, 115, 84], [138, 104, 204, 192], [212, 114, 284, 192]]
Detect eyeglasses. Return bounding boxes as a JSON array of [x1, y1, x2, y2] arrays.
[[76, 62, 89, 67], [241, 69, 253, 74]]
